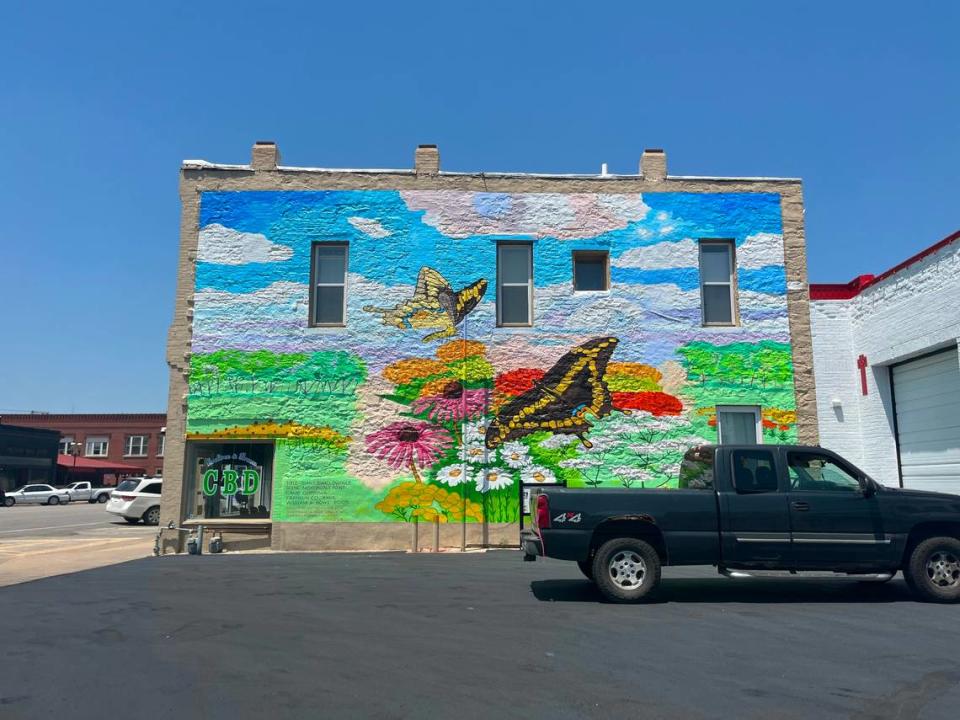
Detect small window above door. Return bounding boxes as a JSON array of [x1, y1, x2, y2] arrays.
[[716, 406, 761, 445]]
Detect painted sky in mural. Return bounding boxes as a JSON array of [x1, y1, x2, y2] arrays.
[[193, 190, 788, 372], [190, 189, 796, 524]]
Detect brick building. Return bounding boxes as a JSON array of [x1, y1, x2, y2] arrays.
[[1, 413, 166, 484], [810, 230, 960, 494], [159, 141, 817, 553]]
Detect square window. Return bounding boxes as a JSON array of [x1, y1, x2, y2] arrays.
[[125, 435, 148, 457], [573, 251, 609, 291], [85, 437, 109, 457]]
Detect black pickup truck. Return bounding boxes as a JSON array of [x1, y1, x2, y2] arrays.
[[523, 445, 960, 603]]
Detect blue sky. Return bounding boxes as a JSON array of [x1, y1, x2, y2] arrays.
[[2, 1, 957, 412]]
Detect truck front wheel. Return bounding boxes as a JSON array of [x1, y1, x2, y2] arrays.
[[592, 538, 661, 603], [905, 536, 960, 603]]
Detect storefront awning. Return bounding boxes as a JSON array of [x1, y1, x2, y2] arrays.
[[56, 455, 146, 473]]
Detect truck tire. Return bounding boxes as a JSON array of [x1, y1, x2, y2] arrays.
[[904, 536, 960, 603], [577, 559, 595, 581], [97, 494, 109, 504], [592, 538, 661, 603]]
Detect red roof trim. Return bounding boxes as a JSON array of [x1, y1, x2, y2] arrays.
[[56, 454, 147, 472], [810, 229, 960, 301]]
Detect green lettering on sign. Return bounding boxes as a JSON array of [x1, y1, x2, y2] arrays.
[[202, 469, 219, 496], [201, 466, 261, 496], [241, 469, 260, 495], [222, 469, 239, 495]]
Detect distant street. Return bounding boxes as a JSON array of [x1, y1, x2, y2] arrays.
[[0, 502, 155, 586], [1, 552, 958, 719]]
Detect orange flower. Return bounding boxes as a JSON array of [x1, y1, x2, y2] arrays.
[[382, 358, 449, 385], [606, 362, 662, 383], [436, 339, 487, 362]]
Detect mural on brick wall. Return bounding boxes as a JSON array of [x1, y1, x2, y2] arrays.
[[189, 190, 797, 523]]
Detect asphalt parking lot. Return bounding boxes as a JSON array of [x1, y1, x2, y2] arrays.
[[0, 551, 957, 720]]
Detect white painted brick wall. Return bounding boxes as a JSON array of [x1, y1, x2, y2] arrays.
[[811, 240, 960, 487]]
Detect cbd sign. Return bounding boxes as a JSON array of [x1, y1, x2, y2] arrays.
[[202, 467, 260, 497]]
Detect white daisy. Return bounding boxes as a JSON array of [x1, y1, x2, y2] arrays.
[[462, 441, 488, 465], [462, 419, 489, 445], [500, 441, 531, 469], [436, 464, 469, 487], [474, 467, 514, 492], [521, 465, 556, 484]]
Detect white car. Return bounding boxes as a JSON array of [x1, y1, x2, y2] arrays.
[[105, 477, 163, 525], [5, 484, 72, 506]]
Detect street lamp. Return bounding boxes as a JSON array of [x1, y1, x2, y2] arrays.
[[68, 441, 82, 482]]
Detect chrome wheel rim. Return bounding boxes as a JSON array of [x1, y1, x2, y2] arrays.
[[926, 551, 960, 588], [608, 550, 646, 589]]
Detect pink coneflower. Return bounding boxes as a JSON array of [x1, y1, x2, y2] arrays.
[[410, 381, 488, 422], [365, 421, 452, 480]]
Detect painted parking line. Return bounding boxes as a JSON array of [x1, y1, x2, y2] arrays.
[[0, 521, 109, 535]]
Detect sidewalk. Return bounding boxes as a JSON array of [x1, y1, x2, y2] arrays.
[[0, 535, 155, 587]]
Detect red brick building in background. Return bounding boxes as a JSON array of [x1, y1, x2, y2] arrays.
[[1, 413, 166, 484]]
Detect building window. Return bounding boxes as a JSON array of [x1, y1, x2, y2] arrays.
[[310, 242, 348, 326], [157, 433, 165, 457], [155, 469, 163, 477], [716, 406, 761, 444], [497, 243, 533, 326], [185, 442, 274, 520], [85, 437, 109, 457], [573, 251, 609, 291], [58, 436, 75, 455], [699, 240, 737, 326], [124, 435, 148, 457]]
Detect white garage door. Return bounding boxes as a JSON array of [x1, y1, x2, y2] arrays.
[[892, 347, 960, 494]]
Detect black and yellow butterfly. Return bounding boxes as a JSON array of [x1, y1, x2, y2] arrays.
[[364, 267, 487, 342], [485, 337, 623, 449]]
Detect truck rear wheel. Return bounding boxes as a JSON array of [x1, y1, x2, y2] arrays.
[[577, 559, 594, 581], [592, 538, 661, 603], [905, 537, 960, 603], [97, 494, 109, 503]]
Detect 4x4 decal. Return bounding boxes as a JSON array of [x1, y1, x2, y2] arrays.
[[553, 512, 582, 524]]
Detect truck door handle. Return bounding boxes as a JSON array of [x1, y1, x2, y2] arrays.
[[791, 501, 810, 512]]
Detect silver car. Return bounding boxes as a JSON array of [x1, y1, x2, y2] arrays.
[[5, 484, 72, 506]]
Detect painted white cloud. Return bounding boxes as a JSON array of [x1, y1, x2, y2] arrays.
[[195, 281, 308, 310], [738, 233, 784, 269], [612, 238, 698, 269], [400, 190, 649, 240], [197, 224, 293, 265], [348, 216, 392, 238]]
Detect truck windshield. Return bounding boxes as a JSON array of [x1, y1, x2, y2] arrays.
[[678, 447, 714, 489]]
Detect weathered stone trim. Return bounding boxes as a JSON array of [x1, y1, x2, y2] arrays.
[[779, 184, 819, 444]]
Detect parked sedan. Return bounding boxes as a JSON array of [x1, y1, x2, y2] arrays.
[[5, 484, 72, 506]]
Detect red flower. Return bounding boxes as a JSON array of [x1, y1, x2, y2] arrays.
[[611, 391, 683, 416], [762, 419, 778, 430], [494, 368, 545, 397]]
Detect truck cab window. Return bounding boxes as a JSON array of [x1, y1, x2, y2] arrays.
[[731, 450, 778, 494], [788, 453, 862, 492]]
